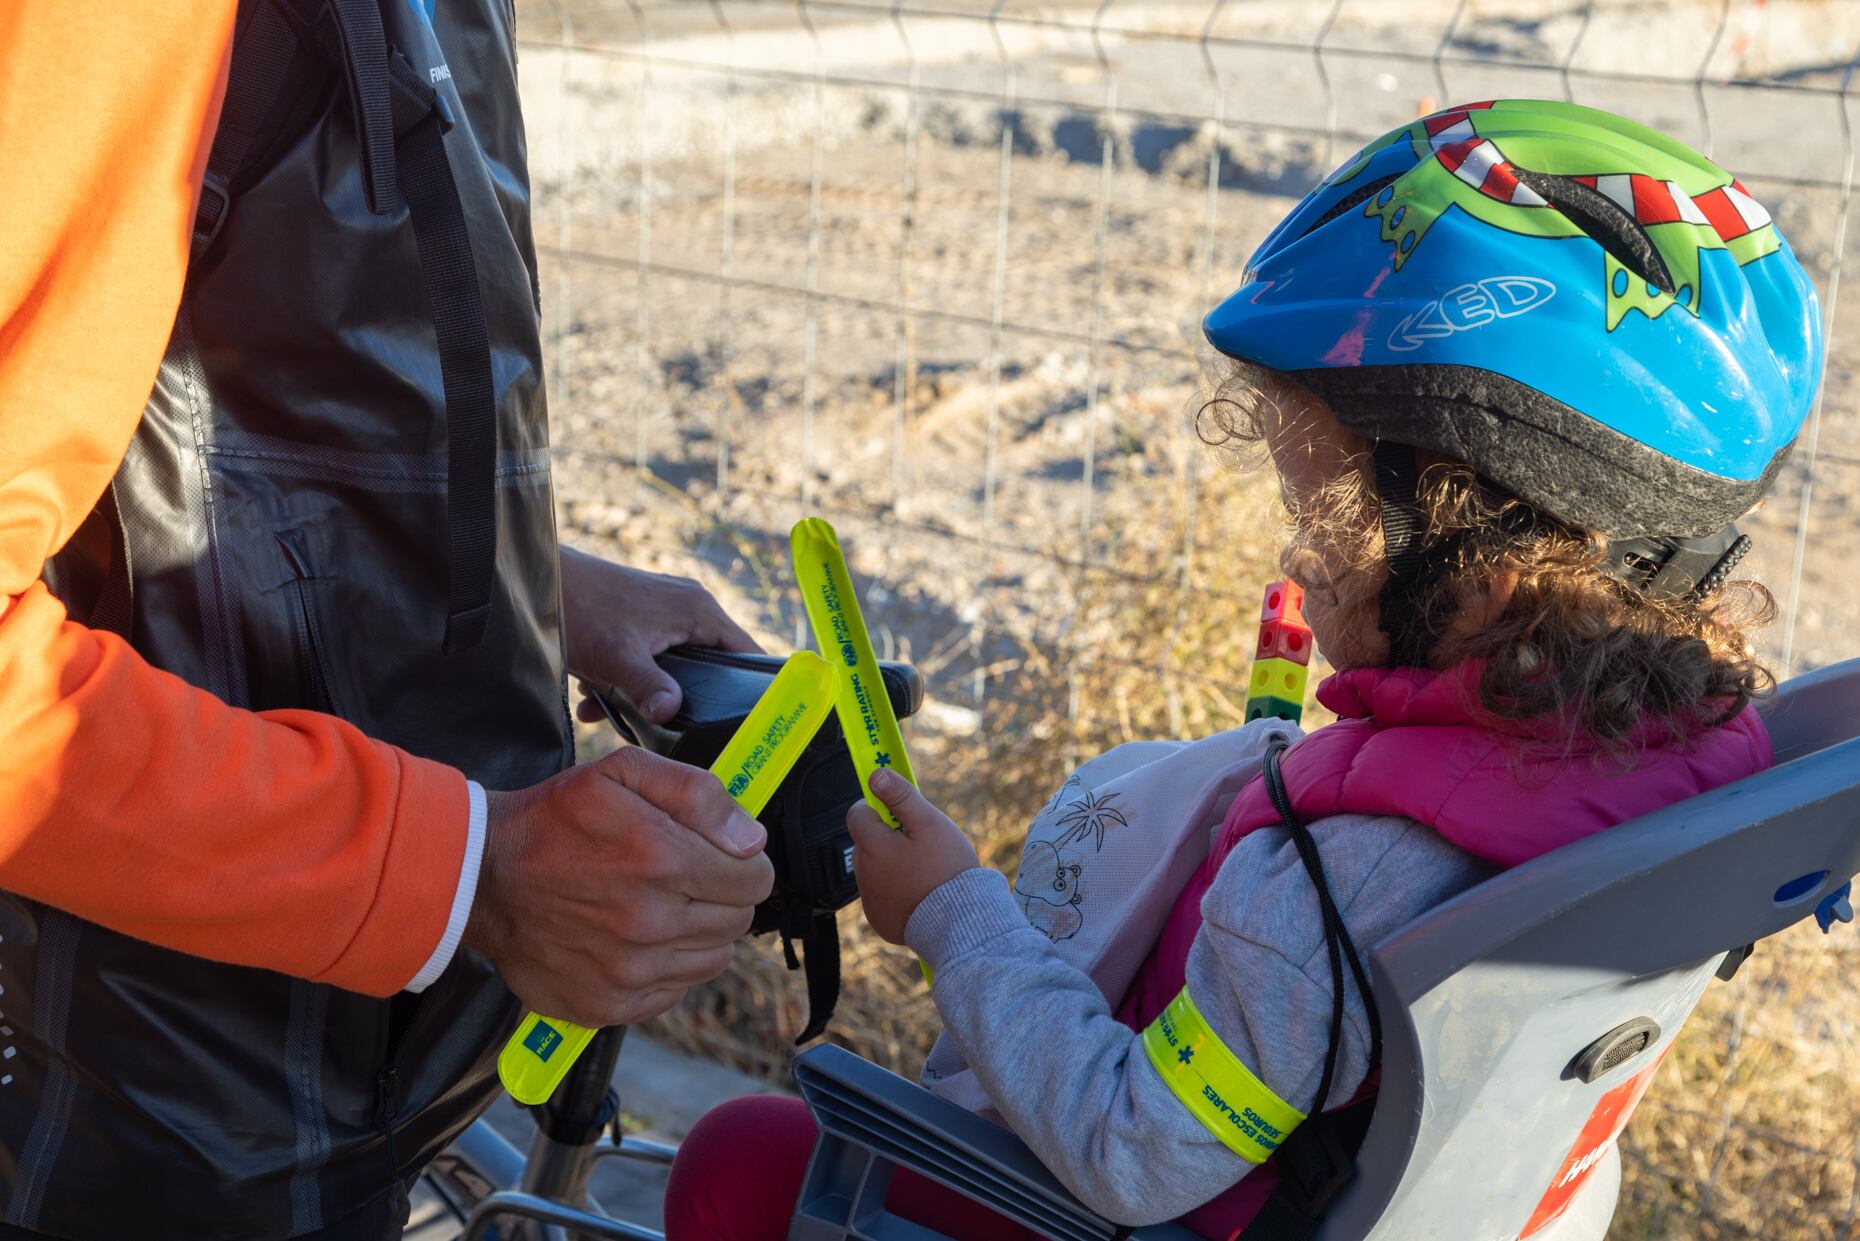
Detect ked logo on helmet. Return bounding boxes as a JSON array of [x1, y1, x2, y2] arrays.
[[1388, 275, 1555, 351]]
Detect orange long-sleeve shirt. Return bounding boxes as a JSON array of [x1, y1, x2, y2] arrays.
[[0, 3, 469, 996]]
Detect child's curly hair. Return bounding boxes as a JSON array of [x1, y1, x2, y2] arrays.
[[1199, 360, 1774, 752]]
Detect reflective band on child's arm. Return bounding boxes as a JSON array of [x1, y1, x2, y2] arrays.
[[1141, 986, 1307, 1164]]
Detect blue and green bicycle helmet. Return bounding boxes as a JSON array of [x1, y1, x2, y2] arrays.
[[1205, 99, 1824, 656]]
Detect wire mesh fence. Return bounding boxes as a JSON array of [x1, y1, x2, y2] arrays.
[[511, 2, 1860, 1235]]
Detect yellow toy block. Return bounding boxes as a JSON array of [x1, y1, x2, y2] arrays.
[[1249, 656, 1308, 704]]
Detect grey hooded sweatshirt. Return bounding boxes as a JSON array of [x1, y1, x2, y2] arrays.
[[905, 810, 1494, 1225]]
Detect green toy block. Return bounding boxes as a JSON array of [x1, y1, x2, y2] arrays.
[[1245, 694, 1303, 724]]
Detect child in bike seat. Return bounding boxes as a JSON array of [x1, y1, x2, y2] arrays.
[[663, 99, 1823, 1239]]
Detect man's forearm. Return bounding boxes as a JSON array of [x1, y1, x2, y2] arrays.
[[0, 583, 473, 995]]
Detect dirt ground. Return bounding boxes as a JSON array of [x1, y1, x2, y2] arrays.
[[505, 2, 1860, 1236]]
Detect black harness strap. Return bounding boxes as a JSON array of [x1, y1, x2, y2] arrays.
[[1240, 1095, 1380, 1241], [1237, 740, 1383, 1240]]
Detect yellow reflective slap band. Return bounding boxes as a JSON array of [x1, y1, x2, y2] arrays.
[[705, 651, 840, 819], [1141, 986, 1307, 1164], [790, 518, 917, 829], [498, 651, 838, 1106], [791, 518, 934, 986]]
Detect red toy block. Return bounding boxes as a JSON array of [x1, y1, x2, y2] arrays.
[[1260, 578, 1306, 626], [1256, 616, 1314, 665]]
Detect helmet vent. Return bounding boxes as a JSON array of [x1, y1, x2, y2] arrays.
[[1513, 168, 1676, 296], [1301, 173, 1403, 238]]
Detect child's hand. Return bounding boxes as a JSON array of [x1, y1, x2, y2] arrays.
[[847, 768, 981, 945]]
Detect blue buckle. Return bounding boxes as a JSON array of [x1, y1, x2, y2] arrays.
[[1815, 881, 1854, 933]]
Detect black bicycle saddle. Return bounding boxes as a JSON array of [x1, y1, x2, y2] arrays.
[[592, 645, 923, 761], [586, 645, 926, 1043]]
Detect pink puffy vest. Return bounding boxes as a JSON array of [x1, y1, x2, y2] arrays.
[[1113, 662, 1773, 1240]]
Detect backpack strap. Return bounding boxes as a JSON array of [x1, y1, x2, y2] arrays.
[[189, 0, 498, 654], [784, 909, 842, 1046], [192, 0, 312, 258], [382, 50, 498, 653], [774, 770, 842, 1045], [326, 0, 400, 214], [1236, 739, 1383, 1240], [318, 0, 496, 653]]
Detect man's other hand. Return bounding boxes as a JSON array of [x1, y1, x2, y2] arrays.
[[560, 547, 760, 726], [463, 748, 775, 1028]]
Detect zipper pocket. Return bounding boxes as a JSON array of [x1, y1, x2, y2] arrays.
[[373, 1058, 412, 1223], [373, 990, 427, 1194], [275, 531, 340, 717], [372, 1062, 403, 1133]]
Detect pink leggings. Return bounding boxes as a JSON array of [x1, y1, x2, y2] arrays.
[[662, 1094, 1045, 1241]]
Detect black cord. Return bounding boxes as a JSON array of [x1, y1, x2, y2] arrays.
[[1263, 740, 1383, 1113]]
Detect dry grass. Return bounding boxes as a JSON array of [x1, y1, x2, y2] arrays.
[[624, 441, 1860, 1239], [1615, 923, 1860, 1239]]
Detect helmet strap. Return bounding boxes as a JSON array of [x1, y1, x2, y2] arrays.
[[1373, 441, 1438, 668], [1602, 524, 1752, 601]]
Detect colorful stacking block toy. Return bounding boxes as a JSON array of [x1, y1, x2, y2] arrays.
[[1245, 578, 1311, 724]]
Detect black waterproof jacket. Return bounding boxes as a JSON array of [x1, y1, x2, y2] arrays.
[[18, 1, 570, 1235]]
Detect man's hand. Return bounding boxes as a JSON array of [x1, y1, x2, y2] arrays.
[[560, 547, 760, 726], [847, 769, 981, 945], [463, 748, 775, 1028]]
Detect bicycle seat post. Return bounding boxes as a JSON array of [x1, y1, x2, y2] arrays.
[[519, 1025, 628, 1210]]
